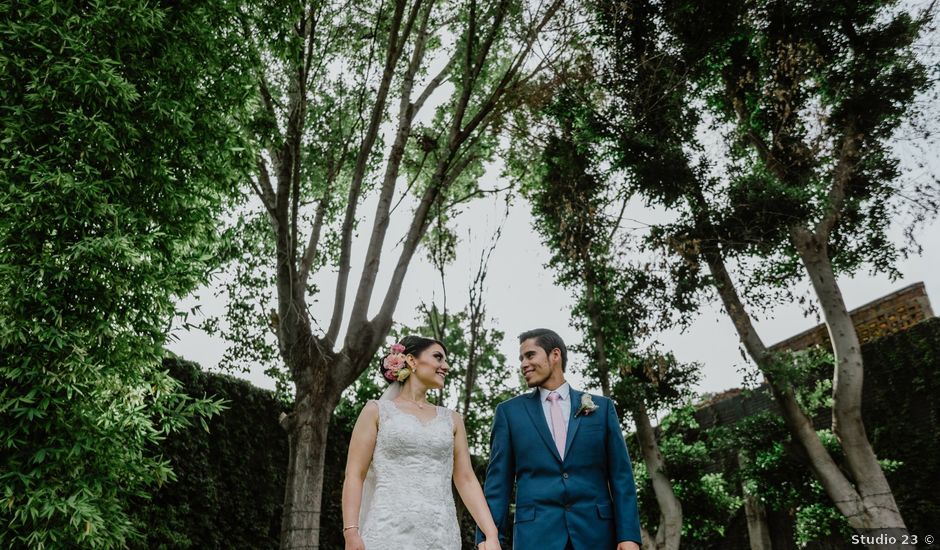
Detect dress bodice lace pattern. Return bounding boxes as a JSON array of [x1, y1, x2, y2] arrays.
[[359, 399, 461, 550]]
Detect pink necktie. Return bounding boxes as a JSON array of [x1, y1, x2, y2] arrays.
[[547, 391, 567, 459]]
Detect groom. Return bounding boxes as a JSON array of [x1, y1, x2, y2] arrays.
[[477, 328, 642, 550]]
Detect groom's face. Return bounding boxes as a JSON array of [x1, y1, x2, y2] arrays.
[[519, 338, 561, 388]]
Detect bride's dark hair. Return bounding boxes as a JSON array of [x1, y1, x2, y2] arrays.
[[379, 335, 447, 383]]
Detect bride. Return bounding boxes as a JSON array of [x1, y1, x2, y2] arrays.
[[341, 335, 502, 550]]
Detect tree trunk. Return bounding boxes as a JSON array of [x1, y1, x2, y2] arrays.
[[279, 384, 338, 550], [700, 240, 906, 547], [585, 278, 610, 397], [738, 453, 773, 550], [582, 272, 676, 546], [640, 526, 656, 550], [276, 292, 341, 550], [743, 494, 773, 550], [633, 401, 681, 550], [790, 228, 908, 536]]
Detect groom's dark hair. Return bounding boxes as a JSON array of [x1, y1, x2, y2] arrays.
[[518, 328, 567, 371]]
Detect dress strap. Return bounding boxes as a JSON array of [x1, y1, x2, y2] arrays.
[[374, 399, 392, 425], [437, 405, 453, 429]]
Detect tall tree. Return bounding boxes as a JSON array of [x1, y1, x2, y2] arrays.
[[594, 0, 937, 542], [524, 92, 694, 550], [208, 1, 571, 546], [0, 1, 251, 546]]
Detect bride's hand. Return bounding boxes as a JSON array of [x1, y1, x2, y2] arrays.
[[479, 538, 502, 550], [344, 529, 365, 550]]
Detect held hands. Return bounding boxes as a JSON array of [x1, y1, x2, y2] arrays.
[[617, 542, 641, 550], [478, 538, 503, 550]]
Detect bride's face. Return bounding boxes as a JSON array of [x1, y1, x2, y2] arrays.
[[408, 343, 449, 389]]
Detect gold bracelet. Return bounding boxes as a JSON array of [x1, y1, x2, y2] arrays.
[[343, 525, 359, 532]]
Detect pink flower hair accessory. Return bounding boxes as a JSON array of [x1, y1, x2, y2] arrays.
[[382, 342, 410, 382]]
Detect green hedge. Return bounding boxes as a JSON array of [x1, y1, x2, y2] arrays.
[[132, 358, 356, 549], [860, 317, 940, 536], [130, 358, 290, 549]]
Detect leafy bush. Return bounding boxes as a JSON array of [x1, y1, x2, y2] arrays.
[[0, 0, 252, 546]]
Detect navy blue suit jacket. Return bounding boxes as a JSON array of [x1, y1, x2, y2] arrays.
[[476, 388, 642, 549]]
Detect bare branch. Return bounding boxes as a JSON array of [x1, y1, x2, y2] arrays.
[[413, 54, 456, 114], [349, 0, 437, 331], [443, 183, 513, 210], [327, 0, 417, 344], [462, 203, 507, 414]]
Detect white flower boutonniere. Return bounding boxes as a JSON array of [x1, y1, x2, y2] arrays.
[[576, 393, 599, 417]]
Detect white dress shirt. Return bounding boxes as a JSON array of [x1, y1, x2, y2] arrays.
[[538, 382, 571, 442]]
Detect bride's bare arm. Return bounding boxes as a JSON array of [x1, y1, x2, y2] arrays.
[[341, 401, 379, 549], [452, 411, 501, 550]]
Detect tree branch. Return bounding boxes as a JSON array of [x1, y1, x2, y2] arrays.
[[682, 188, 868, 521], [327, 0, 416, 345], [814, 121, 861, 239], [367, 158, 451, 346], [361, 0, 562, 353], [442, 183, 513, 211], [348, 0, 437, 331], [253, 156, 279, 228], [413, 54, 455, 114], [455, 0, 565, 145], [298, 206, 326, 285], [299, 122, 357, 287]]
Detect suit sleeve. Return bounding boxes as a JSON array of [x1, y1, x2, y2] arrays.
[[605, 397, 642, 543], [476, 402, 513, 546]]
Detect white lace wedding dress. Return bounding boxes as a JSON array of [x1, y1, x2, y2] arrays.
[[359, 399, 462, 550]]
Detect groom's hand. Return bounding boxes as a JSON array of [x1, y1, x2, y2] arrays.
[[617, 542, 640, 550]]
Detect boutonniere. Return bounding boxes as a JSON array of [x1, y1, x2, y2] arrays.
[[575, 393, 599, 417]]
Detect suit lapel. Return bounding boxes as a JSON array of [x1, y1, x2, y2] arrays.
[[524, 389, 562, 463], [564, 387, 584, 461]]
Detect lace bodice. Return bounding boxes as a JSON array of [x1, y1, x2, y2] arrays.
[[359, 399, 461, 550]]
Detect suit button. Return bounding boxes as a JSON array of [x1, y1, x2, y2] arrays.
[[562, 473, 569, 479], [565, 504, 572, 511]]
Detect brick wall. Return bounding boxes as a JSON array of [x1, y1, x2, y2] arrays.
[[768, 282, 934, 353]]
